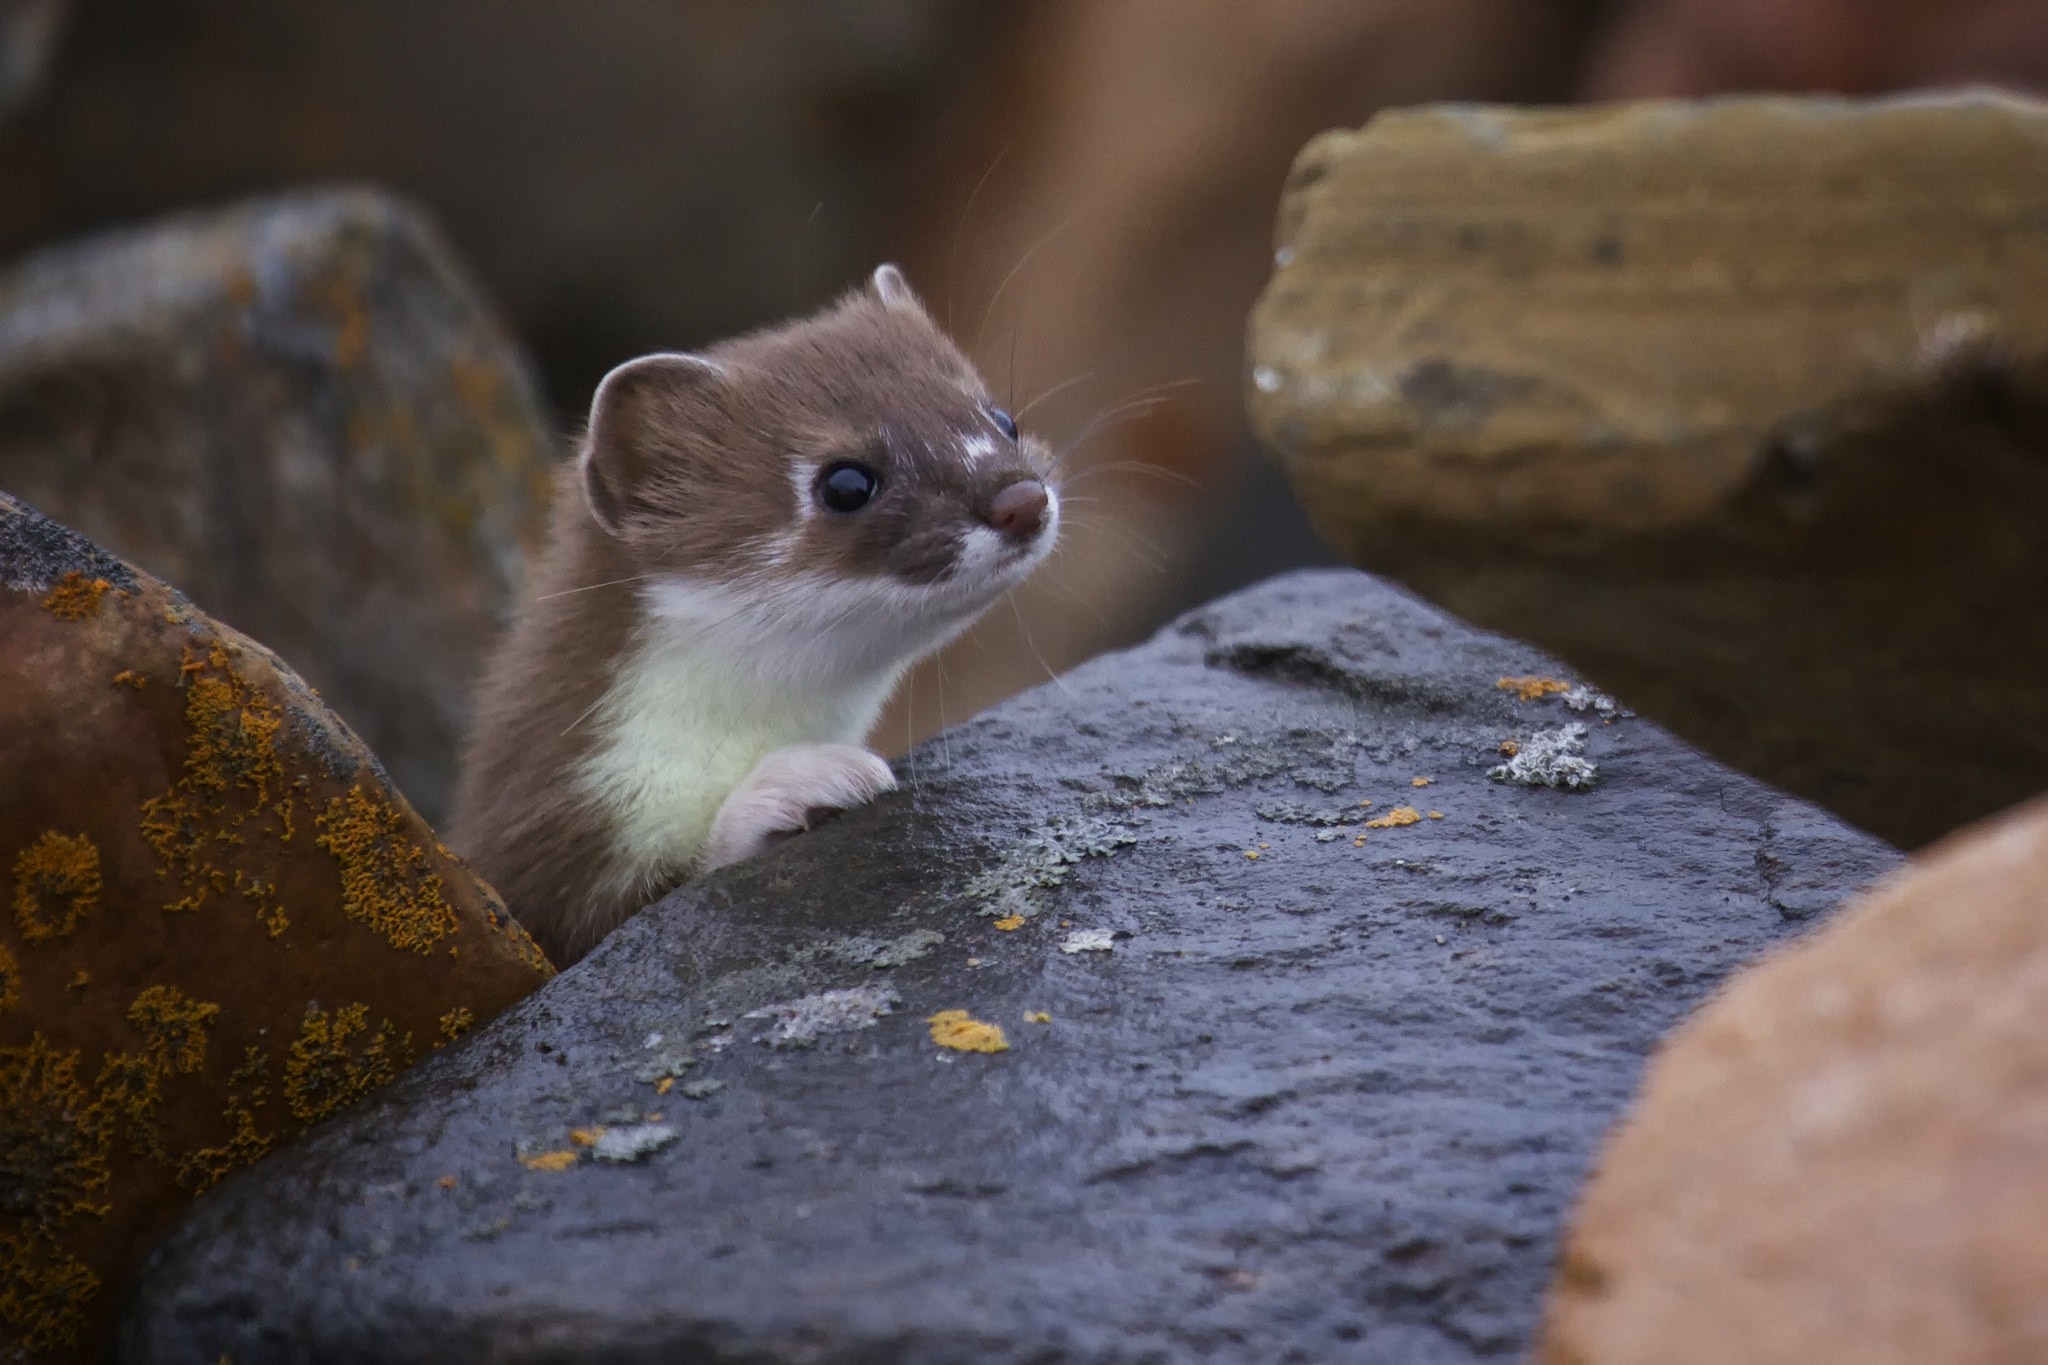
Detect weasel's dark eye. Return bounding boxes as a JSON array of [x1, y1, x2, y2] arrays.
[[988, 406, 1018, 441], [817, 461, 880, 513]]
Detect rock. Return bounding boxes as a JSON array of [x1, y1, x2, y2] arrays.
[[0, 493, 552, 1362], [1542, 796, 2048, 1363], [0, 188, 554, 823], [118, 569, 1896, 1364], [1247, 90, 2048, 848]]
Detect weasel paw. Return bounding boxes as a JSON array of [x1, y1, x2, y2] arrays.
[[701, 744, 896, 871]]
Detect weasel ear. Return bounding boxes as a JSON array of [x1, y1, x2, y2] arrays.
[[869, 263, 923, 314], [580, 352, 726, 537]]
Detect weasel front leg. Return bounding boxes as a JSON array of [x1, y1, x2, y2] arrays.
[[700, 743, 897, 872]]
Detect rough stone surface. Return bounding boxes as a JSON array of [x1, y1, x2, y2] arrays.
[[0, 494, 552, 1362], [1247, 90, 2048, 848], [0, 187, 554, 822], [1542, 795, 2048, 1365], [119, 570, 1898, 1365]]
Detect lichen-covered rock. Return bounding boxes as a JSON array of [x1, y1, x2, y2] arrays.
[[1541, 796, 2048, 1365], [1247, 90, 2048, 848], [0, 187, 554, 823], [0, 493, 552, 1362], [119, 570, 1895, 1365]]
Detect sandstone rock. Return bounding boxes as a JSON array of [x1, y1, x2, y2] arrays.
[[119, 569, 1895, 1365], [0, 493, 552, 1362], [0, 188, 554, 823], [1542, 796, 2048, 1364], [1247, 90, 2048, 848]]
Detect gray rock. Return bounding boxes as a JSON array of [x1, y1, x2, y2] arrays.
[[0, 188, 554, 822], [117, 570, 1899, 1364]]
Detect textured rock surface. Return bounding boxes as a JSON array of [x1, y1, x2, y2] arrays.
[[1543, 796, 2048, 1365], [0, 494, 552, 1361], [0, 188, 554, 822], [121, 569, 1895, 1364], [1247, 90, 2048, 848]]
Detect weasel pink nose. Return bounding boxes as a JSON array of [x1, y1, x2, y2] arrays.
[[985, 479, 1050, 538]]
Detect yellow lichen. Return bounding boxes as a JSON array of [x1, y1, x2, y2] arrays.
[[315, 787, 457, 954], [1411, 776, 1434, 787], [568, 1128, 606, 1148], [127, 986, 220, 1076], [283, 1002, 407, 1125], [0, 1230, 102, 1354], [1428, 811, 1445, 820], [40, 571, 112, 621], [1364, 805, 1423, 829], [138, 642, 296, 922], [11, 831, 101, 943], [1498, 740, 1521, 757], [927, 1010, 1009, 1054], [992, 915, 1026, 931], [520, 1150, 578, 1172], [438, 1007, 474, 1042], [654, 1076, 674, 1095], [176, 1047, 274, 1194], [1497, 676, 1571, 702], [112, 670, 146, 689]]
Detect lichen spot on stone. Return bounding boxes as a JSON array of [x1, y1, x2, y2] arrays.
[[40, 570, 112, 621], [126, 985, 221, 1075], [284, 1002, 406, 1124], [438, 1007, 474, 1042], [927, 1010, 1010, 1054], [0, 943, 17, 1014], [11, 831, 102, 943], [1497, 675, 1572, 702], [315, 787, 457, 954], [1363, 805, 1422, 829], [0, 1033, 111, 1351]]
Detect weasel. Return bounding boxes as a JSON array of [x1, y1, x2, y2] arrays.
[[450, 266, 1058, 966]]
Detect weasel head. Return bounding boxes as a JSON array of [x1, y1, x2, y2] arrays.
[[577, 264, 1058, 683]]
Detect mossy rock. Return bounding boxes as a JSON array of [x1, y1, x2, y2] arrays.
[[0, 492, 552, 1361]]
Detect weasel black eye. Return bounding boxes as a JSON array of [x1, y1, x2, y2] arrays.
[[988, 406, 1018, 441], [817, 461, 880, 513]]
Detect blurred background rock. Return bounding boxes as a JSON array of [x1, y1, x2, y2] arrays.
[[0, 0, 2042, 822]]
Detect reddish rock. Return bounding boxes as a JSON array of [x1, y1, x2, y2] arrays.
[[1543, 797, 2048, 1364], [0, 492, 552, 1362]]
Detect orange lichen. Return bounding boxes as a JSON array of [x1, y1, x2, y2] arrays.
[[315, 787, 457, 954], [1498, 740, 1521, 757], [177, 1047, 274, 1194], [0, 1230, 102, 1354], [283, 1002, 407, 1125], [654, 1076, 674, 1095], [1411, 776, 1434, 787], [40, 571, 112, 621], [1428, 811, 1445, 820], [992, 915, 1026, 931], [520, 1150, 578, 1173], [11, 831, 101, 943], [0, 943, 16, 1015], [927, 1010, 1009, 1054], [438, 1007, 474, 1042], [1497, 676, 1571, 702], [568, 1128, 606, 1148], [139, 642, 296, 922], [127, 986, 220, 1076], [1364, 805, 1423, 829], [112, 670, 146, 689], [0, 1033, 113, 1350]]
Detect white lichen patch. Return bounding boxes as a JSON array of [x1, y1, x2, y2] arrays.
[[744, 983, 901, 1048], [591, 1123, 679, 1163], [1060, 928, 1118, 954], [1560, 684, 1631, 719], [1490, 724, 1598, 791]]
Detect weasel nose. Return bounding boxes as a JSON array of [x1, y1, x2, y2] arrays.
[[985, 479, 1049, 538]]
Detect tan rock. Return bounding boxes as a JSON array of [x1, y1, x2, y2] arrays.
[[1541, 796, 2048, 1364], [0, 493, 552, 1362], [0, 188, 554, 823], [1248, 90, 2048, 846]]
